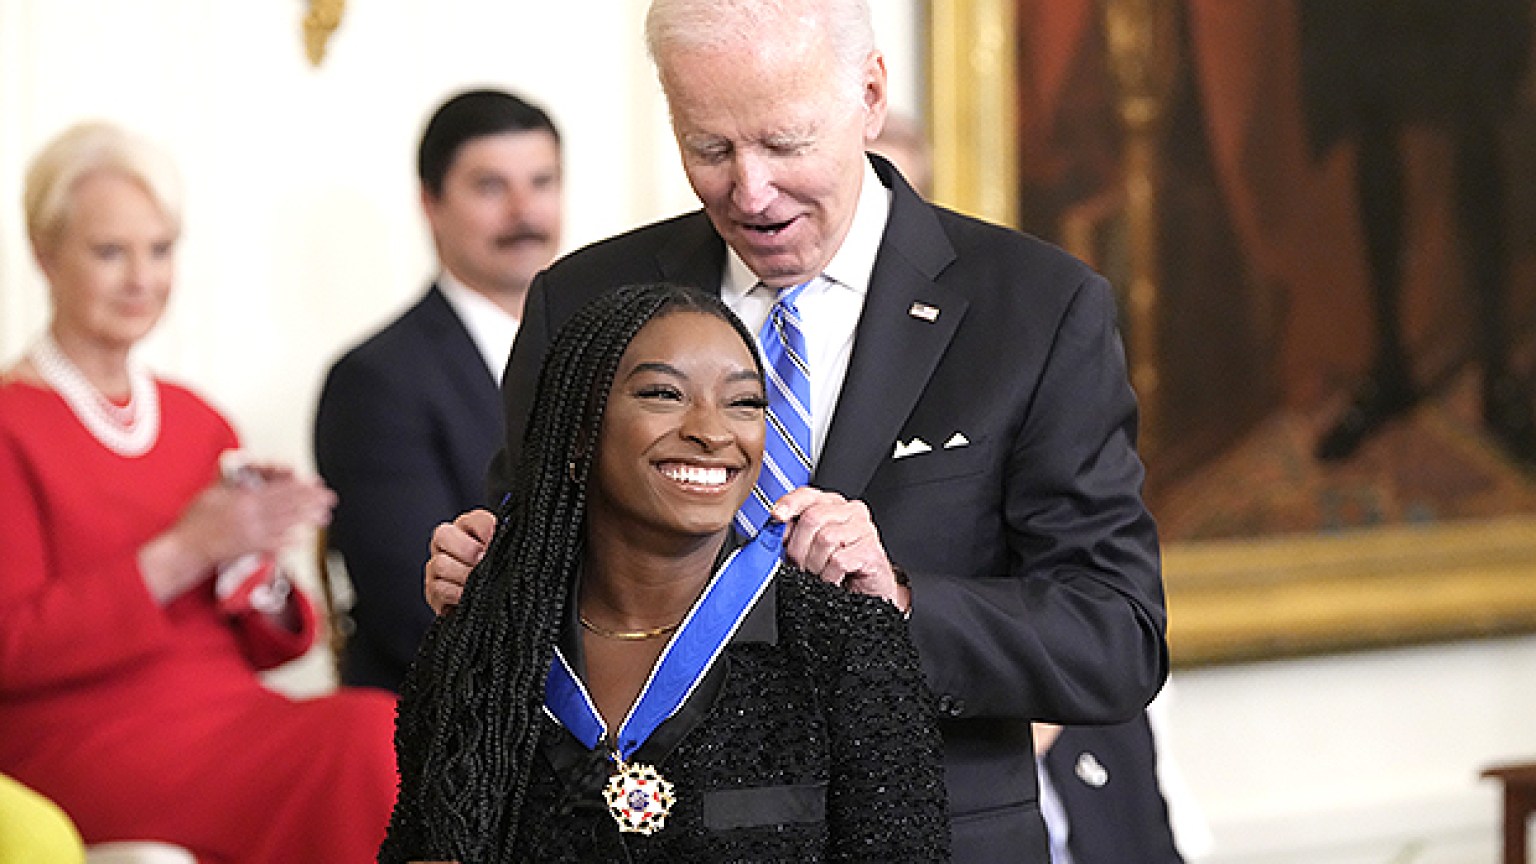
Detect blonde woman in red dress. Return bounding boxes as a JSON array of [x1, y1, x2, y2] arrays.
[[0, 121, 398, 862]]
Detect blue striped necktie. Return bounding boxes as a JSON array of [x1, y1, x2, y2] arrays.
[[737, 280, 813, 536]]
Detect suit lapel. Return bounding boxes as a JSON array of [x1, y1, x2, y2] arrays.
[[420, 285, 501, 434], [815, 162, 964, 499]]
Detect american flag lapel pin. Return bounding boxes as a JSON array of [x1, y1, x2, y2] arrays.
[[908, 301, 939, 322]]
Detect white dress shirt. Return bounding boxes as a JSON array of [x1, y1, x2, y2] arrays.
[[1037, 755, 1076, 864], [720, 159, 891, 466]]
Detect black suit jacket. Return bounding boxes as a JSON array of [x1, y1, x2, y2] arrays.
[[1042, 714, 1186, 863], [488, 156, 1168, 863], [315, 285, 503, 692]]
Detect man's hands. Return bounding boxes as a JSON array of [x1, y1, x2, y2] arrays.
[[424, 508, 496, 614], [421, 488, 910, 617], [773, 487, 909, 613]]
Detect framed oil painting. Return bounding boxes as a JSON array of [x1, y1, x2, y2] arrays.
[[928, 0, 1536, 666]]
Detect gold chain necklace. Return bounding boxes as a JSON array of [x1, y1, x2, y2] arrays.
[[579, 613, 682, 641]]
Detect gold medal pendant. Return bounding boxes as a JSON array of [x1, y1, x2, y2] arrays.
[[603, 760, 675, 835]]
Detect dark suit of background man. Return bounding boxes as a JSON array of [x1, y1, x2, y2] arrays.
[[1037, 720, 1190, 863], [315, 89, 563, 692], [424, 2, 1168, 861]]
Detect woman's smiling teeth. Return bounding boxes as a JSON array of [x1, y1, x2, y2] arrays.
[[659, 462, 732, 489]]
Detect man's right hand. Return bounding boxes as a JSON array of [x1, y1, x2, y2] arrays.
[[424, 508, 496, 614]]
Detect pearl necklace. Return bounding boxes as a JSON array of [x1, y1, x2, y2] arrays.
[[30, 334, 160, 457]]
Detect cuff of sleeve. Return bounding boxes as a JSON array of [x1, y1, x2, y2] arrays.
[[215, 554, 277, 615]]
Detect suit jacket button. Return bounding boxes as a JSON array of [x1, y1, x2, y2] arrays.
[[947, 697, 966, 717], [937, 694, 955, 715]]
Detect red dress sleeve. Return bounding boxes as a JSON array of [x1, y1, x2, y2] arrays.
[[0, 381, 316, 696], [228, 593, 319, 670], [0, 404, 178, 694]]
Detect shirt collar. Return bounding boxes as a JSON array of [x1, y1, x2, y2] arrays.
[[436, 269, 516, 324], [722, 157, 891, 300], [435, 269, 520, 379]]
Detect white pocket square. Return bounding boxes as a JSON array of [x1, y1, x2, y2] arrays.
[[944, 432, 969, 449], [893, 438, 933, 459]]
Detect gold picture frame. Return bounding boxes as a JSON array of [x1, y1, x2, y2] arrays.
[[927, 0, 1536, 668]]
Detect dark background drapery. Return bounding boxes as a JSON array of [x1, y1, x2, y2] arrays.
[[1013, 0, 1536, 536]]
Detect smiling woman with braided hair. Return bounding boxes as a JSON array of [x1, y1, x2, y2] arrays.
[[380, 282, 947, 863]]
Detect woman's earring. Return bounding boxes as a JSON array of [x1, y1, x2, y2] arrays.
[[568, 460, 580, 484]]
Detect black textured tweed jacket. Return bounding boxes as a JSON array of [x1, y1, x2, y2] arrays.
[[385, 569, 949, 863]]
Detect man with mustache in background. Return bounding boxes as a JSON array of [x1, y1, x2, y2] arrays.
[[314, 88, 563, 693]]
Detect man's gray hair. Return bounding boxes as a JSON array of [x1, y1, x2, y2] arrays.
[[645, 0, 876, 106]]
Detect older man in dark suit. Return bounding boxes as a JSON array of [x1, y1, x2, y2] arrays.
[[315, 89, 562, 692], [425, 2, 1167, 860]]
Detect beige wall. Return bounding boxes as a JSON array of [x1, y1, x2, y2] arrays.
[[0, 1, 923, 468]]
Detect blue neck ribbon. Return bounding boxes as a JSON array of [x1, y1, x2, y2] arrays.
[[544, 522, 784, 761]]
